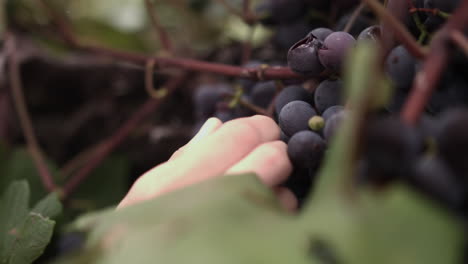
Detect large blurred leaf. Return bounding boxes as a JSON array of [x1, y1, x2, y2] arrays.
[[57, 174, 313, 264]]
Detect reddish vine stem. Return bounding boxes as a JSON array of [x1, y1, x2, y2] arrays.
[[36, 0, 301, 80], [35, 0, 78, 47], [451, 30, 468, 56], [401, 0, 468, 125], [344, 3, 366, 33], [144, 0, 173, 54], [62, 74, 189, 198], [362, 0, 427, 59], [6, 34, 57, 193]]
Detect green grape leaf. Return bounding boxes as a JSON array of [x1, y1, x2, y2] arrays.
[[0, 180, 30, 261], [5, 213, 55, 264], [0, 180, 61, 264], [32, 192, 63, 219]]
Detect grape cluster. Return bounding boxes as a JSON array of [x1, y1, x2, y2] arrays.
[[191, 0, 468, 212]]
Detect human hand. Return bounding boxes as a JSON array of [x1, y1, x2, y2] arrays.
[[118, 115, 296, 210]]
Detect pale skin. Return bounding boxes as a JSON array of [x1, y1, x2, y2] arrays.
[[118, 115, 297, 211]]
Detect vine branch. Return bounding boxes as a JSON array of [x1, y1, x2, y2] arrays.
[[401, 0, 468, 124], [36, 0, 302, 81], [62, 74, 190, 197], [144, 0, 173, 54], [6, 34, 57, 193]]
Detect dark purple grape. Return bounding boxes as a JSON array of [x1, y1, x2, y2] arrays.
[[287, 35, 324, 76], [214, 110, 236, 122], [410, 156, 465, 210], [322, 105, 344, 121], [357, 25, 381, 42], [279, 100, 317, 136], [256, 0, 306, 25], [385, 45, 417, 90], [57, 232, 86, 254], [280, 130, 290, 143], [363, 116, 423, 180], [323, 110, 347, 142], [423, 0, 460, 31], [314, 79, 343, 114], [287, 130, 326, 168], [436, 108, 468, 177], [309, 27, 333, 41], [250, 81, 277, 108], [427, 76, 468, 114], [318, 32, 356, 72], [424, 0, 460, 12], [385, 89, 408, 113], [193, 84, 231, 118], [275, 20, 311, 50], [275, 85, 313, 114], [334, 12, 374, 36], [282, 167, 313, 206]]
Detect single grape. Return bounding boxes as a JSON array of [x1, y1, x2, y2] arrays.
[[363, 116, 423, 180], [308, 116, 325, 132], [357, 25, 381, 42], [322, 105, 344, 121], [193, 84, 231, 118], [323, 110, 347, 142], [410, 155, 465, 210], [287, 35, 324, 76], [424, 0, 460, 12], [282, 167, 313, 206], [385, 45, 417, 90], [436, 108, 468, 177], [275, 20, 311, 50], [279, 100, 317, 136], [267, 0, 307, 24], [334, 12, 373, 36], [318, 32, 356, 72], [314, 79, 343, 114], [275, 85, 313, 114], [427, 76, 468, 114], [309, 27, 333, 41], [287, 130, 326, 168], [250, 81, 277, 108]]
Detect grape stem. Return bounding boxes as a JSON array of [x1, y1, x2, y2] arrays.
[[405, 0, 430, 43], [343, 3, 366, 33], [5, 34, 58, 194], [362, 0, 428, 59], [144, 0, 174, 54], [450, 30, 468, 57], [401, 0, 468, 125]]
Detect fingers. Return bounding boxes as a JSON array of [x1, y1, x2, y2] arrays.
[[225, 141, 292, 187], [169, 117, 222, 161], [158, 115, 280, 195], [119, 115, 280, 207]]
